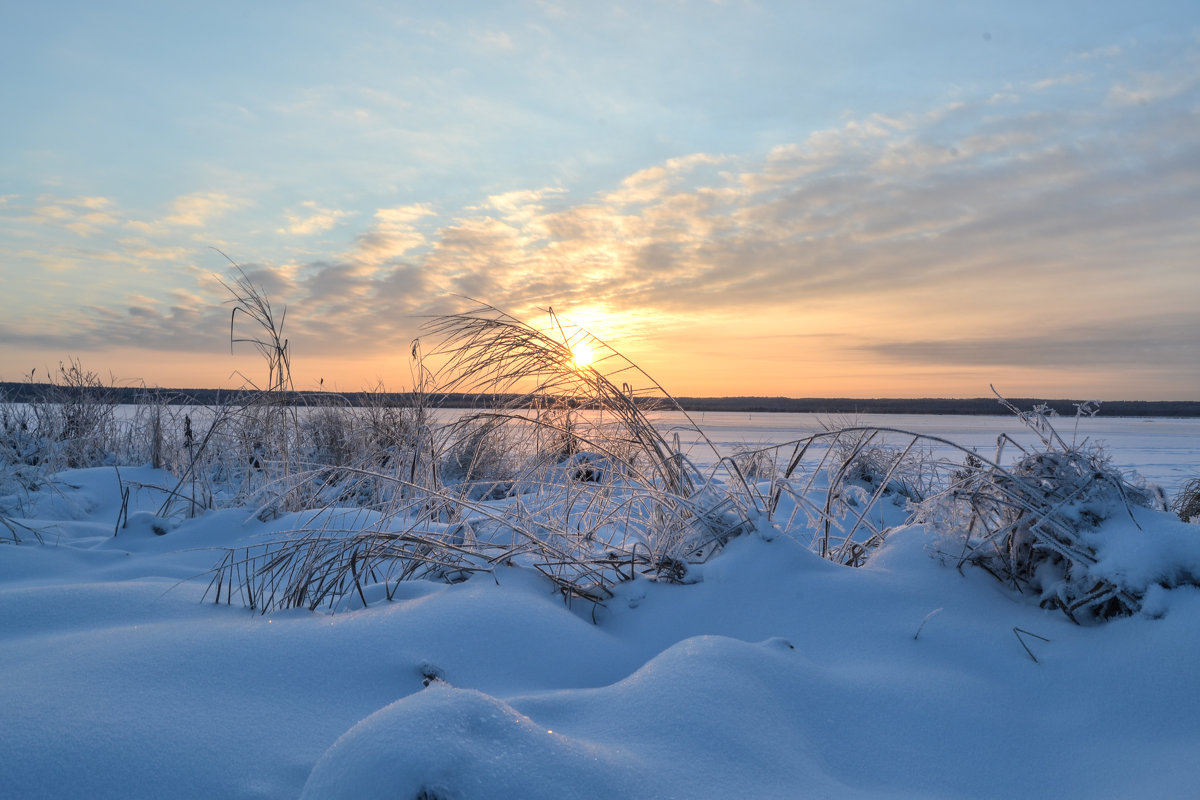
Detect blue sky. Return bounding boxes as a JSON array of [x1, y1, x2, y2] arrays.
[[2, 1, 1198, 398]]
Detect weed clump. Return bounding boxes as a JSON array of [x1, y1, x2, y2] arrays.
[[918, 393, 1173, 622], [204, 302, 755, 612], [1171, 478, 1200, 524]]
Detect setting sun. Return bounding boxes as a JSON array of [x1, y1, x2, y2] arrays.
[[569, 341, 596, 370]]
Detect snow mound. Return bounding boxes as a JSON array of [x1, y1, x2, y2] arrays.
[[304, 635, 865, 799], [301, 684, 638, 800]]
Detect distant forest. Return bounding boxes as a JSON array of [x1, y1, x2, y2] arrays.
[[3, 382, 1198, 417]]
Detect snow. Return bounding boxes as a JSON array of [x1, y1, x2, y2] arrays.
[[3, 418, 1200, 799]]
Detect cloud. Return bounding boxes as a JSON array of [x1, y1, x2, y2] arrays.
[[279, 202, 354, 236], [605, 165, 671, 205], [474, 30, 517, 52], [0, 294, 228, 355], [354, 203, 436, 264], [4, 45, 1197, 397], [117, 238, 192, 262], [23, 195, 121, 237], [375, 204, 438, 225], [986, 91, 1020, 105], [859, 313, 1200, 370], [1028, 73, 1088, 91], [163, 191, 246, 228], [534, 1, 567, 20], [485, 187, 564, 224], [1105, 49, 1200, 108], [118, 191, 251, 237], [62, 58, 1197, 370], [606, 154, 729, 205], [1075, 44, 1122, 61]]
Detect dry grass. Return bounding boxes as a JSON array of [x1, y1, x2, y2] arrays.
[[5, 282, 1192, 623], [204, 303, 756, 611], [199, 310, 1190, 617], [916, 395, 1166, 622], [750, 426, 967, 565], [1172, 478, 1200, 523]]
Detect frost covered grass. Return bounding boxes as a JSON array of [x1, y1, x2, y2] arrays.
[[1173, 477, 1200, 523], [2, 292, 1196, 615], [913, 395, 1178, 622], [3, 284, 1200, 797], [201, 303, 752, 611]]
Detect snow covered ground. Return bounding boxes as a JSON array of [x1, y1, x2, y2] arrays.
[[2, 414, 1198, 799]]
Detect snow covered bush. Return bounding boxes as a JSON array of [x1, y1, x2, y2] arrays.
[[730, 441, 779, 484], [0, 395, 40, 502], [1172, 478, 1200, 523], [819, 417, 937, 503], [438, 415, 520, 500], [917, 397, 1181, 622], [10, 360, 122, 470]]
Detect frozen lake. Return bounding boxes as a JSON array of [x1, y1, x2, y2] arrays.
[[645, 410, 1200, 497]]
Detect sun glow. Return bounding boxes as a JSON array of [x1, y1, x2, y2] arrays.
[[569, 341, 596, 370]]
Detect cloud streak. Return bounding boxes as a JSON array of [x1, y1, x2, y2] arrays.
[[862, 313, 1199, 370]]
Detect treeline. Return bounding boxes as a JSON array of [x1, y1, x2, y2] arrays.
[[3, 381, 1198, 417], [0, 383, 464, 409], [672, 396, 1200, 418]]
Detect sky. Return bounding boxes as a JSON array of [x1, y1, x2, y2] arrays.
[[2, 1, 1198, 400]]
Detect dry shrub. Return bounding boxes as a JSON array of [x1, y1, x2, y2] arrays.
[[918, 396, 1169, 623], [825, 429, 936, 504], [438, 415, 518, 500], [754, 426, 964, 567], [730, 442, 779, 484], [1172, 478, 1200, 524]]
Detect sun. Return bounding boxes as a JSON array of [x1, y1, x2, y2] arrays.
[[569, 341, 596, 370]]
